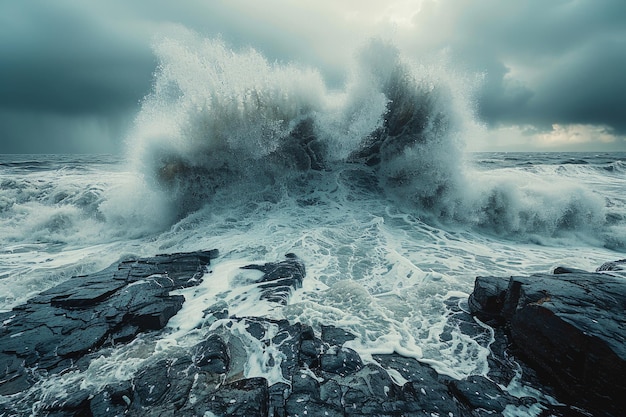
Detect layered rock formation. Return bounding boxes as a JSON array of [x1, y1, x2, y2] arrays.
[[0, 250, 218, 396], [469, 262, 626, 417], [1, 251, 624, 417]]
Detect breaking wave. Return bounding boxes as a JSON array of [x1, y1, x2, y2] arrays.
[[123, 30, 625, 248]]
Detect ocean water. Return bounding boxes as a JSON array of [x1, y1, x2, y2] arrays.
[[1, 34, 625, 415]]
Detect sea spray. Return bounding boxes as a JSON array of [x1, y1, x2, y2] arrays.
[[122, 31, 624, 248], [125, 31, 331, 218], [124, 32, 479, 225]]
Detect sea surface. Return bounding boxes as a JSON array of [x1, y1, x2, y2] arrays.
[[1, 34, 625, 416]]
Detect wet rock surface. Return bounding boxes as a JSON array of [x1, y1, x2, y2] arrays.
[[44, 317, 531, 417], [469, 266, 626, 417], [241, 252, 305, 304], [0, 250, 218, 396], [1, 252, 624, 417]]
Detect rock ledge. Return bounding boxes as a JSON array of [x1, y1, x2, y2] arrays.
[[468, 267, 626, 417]]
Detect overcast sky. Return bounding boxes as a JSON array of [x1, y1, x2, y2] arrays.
[[1, 0, 625, 153]]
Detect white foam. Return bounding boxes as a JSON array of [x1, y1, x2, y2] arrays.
[[228, 319, 290, 386], [162, 259, 283, 345]]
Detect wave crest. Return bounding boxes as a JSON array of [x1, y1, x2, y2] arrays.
[[127, 34, 474, 217], [122, 31, 624, 248]]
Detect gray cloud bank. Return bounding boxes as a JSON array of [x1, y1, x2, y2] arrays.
[[411, 0, 626, 134], [0, 0, 624, 153]]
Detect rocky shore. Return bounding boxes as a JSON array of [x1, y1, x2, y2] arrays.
[[1, 251, 624, 416], [468, 261, 626, 417]]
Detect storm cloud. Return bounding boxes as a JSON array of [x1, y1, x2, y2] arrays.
[[405, 0, 626, 136], [0, 0, 624, 153]]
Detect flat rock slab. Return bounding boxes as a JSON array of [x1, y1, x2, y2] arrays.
[[0, 250, 218, 395], [469, 268, 626, 417]]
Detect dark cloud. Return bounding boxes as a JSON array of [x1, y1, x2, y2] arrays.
[[0, 0, 624, 153], [0, 4, 156, 114], [0, 111, 131, 154], [408, 0, 626, 137], [531, 37, 626, 131], [0, 0, 357, 154], [475, 37, 626, 133], [0, 1, 157, 153]]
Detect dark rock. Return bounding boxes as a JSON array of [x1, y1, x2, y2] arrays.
[[49, 276, 127, 309], [553, 266, 589, 275], [7, 251, 612, 417], [240, 316, 270, 340], [2, 308, 545, 417], [320, 346, 363, 376], [90, 392, 128, 417], [449, 375, 512, 412], [0, 250, 217, 396], [268, 382, 289, 417], [373, 353, 463, 416], [401, 380, 463, 417], [129, 356, 199, 416], [442, 296, 493, 347], [467, 275, 509, 323], [272, 118, 327, 172], [201, 377, 269, 417], [0, 352, 30, 395], [300, 338, 324, 367], [483, 326, 518, 386], [596, 258, 626, 273], [133, 359, 172, 407], [203, 300, 229, 320], [275, 322, 310, 379], [373, 353, 440, 387], [193, 334, 230, 373], [39, 388, 92, 415], [469, 270, 626, 417], [182, 315, 528, 417], [125, 285, 185, 330], [291, 371, 321, 400], [89, 382, 133, 417], [347, 57, 442, 169], [241, 253, 305, 304], [110, 323, 139, 344], [320, 324, 357, 346], [340, 364, 400, 416], [319, 379, 343, 409], [442, 295, 520, 388], [285, 395, 343, 417]]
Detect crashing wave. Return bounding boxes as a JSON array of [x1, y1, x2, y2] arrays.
[[123, 30, 624, 247]]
